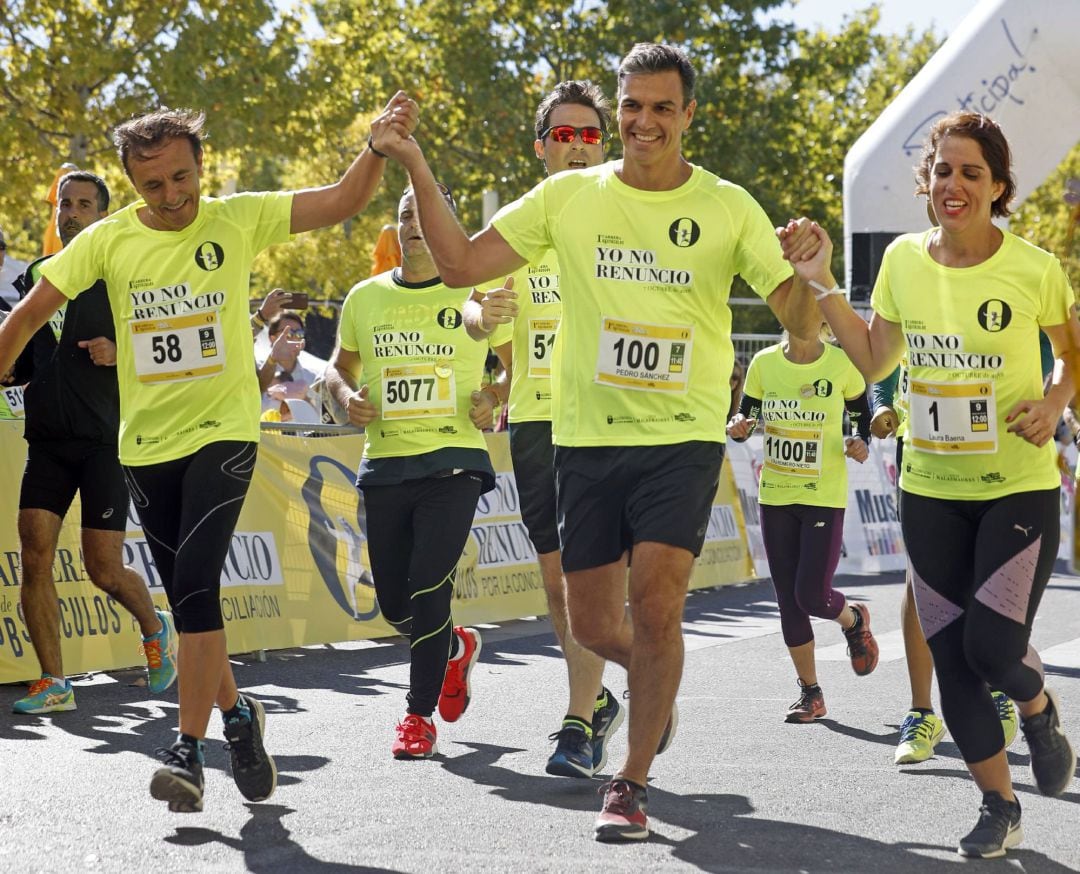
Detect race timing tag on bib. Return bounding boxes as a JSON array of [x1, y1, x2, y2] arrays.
[[908, 378, 997, 454]]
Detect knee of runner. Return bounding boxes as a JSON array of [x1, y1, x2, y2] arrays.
[[964, 638, 1016, 686], [173, 589, 225, 634]]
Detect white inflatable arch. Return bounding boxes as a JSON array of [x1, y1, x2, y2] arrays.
[[843, 0, 1080, 299]]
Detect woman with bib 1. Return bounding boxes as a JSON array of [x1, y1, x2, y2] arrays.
[[727, 328, 877, 722], [784, 111, 1077, 859]]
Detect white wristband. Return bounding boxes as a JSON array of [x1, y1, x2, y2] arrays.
[[809, 279, 842, 302]]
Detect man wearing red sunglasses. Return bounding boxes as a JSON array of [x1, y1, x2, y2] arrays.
[[463, 81, 624, 783], [381, 43, 824, 842]]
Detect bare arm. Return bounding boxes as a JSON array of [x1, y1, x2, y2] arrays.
[[289, 93, 418, 234], [380, 135, 526, 287], [0, 278, 67, 376], [324, 343, 377, 427], [1005, 317, 1080, 448]]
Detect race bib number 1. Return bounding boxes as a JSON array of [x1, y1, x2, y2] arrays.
[[381, 362, 456, 420], [131, 311, 225, 384], [908, 379, 997, 454], [594, 317, 692, 393]]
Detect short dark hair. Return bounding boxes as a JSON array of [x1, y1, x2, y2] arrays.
[[618, 43, 696, 107], [58, 171, 110, 212], [114, 107, 206, 176], [268, 312, 304, 336], [534, 80, 612, 141], [914, 111, 1016, 218]]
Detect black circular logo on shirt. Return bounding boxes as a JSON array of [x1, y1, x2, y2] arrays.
[[437, 307, 463, 329], [195, 241, 225, 271], [977, 299, 1012, 332], [813, 379, 833, 398], [669, 218, 700, 248]]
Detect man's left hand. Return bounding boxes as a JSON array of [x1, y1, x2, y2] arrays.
[[77, 337, 116, 366]]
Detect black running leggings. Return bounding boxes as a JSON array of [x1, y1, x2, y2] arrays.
[[123, 441, 257, 634], [362, 473, 483, 717], [902, 488, 1058, 763], [760, 503, 847, 647]]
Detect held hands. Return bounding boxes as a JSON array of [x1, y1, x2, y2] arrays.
[[346, 384, 378, 427], [480, 276, 518, 331], [844, 437, 869, 463], [470, 389, 495, 431], [370, 91, 420, 163], [870, 406, 898, 439], [777, 218, 835, 286], [1006, 398, 1063, 448], [77, 337, 116, 367], [726, 413, 756, 441]]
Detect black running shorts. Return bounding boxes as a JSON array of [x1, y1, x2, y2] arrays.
[[554, 440, 725, 573], [19, 439, 129, 531], [508, 420, 560, 555]]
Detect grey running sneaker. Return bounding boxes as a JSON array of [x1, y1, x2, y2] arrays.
[[595, 779, 649, 842], [592, 688, 625, 773], [150, 740, 205, 813], [1020, 688, 1076, 797], [223, 694, 277, 802], [958, 791, 1022, 858]]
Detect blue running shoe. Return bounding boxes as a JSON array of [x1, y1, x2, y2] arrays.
[[12, 675, 76, 714], [546, 722, 594, 778], [592, 687, 624, 773], [143, 609, 178, 694]]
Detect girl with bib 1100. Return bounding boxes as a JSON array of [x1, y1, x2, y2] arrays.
[[783, 111, 1077, 860], [325, 184, 502, 760], [727, 327, 878, 723]]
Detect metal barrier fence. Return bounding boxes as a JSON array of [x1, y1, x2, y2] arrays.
[[732, 332, 780, 366]]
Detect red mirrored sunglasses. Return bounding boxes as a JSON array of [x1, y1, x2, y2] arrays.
[[540, 125, 605, 145]]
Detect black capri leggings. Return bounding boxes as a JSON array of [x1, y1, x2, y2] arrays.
[[123, 441, 257, 634], [902, 487, 1058, 763], [362, 472, 483, 718]]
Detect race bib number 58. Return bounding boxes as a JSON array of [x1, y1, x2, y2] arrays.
[[594, 317, 692, 393], [131, 311, 225, 384]]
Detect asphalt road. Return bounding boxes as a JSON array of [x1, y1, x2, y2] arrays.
[[3, 570, 1079, 873]]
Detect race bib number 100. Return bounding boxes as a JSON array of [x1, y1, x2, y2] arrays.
[[594, 317, 692, 393], [381, 362, 456, 420], [908, 379, 997, 454], [131, 311, 225, 384]]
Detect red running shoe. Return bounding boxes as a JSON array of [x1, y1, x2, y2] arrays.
[[785, 679, 827, 723], [438, 627, 481, 722], [595, 779, 649, 842], [392, 714, 438, 759], [843, 603, 879, 676]]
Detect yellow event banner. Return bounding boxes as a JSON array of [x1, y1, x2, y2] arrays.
[[0, 421, 753, 683]]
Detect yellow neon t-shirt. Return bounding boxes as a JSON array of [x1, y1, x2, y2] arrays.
[[492, 161, 793, 447], [745, 343, 866, 508], [872, 229, 1072, 500], [498, 249, 561, 424], [40, 192, 293, 465], [338, 271, 491, 459]]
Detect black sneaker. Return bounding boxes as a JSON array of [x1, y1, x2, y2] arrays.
[[546, 723, 594, 778], [223, 694, 277, 802], [1020, 687, 1076, 797], [958, 791, 1022, 858], [150, 740, 205, 813], [592, 688, 625, 773]]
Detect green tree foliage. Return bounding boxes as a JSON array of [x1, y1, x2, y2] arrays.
[[0, 0, 309, 259], [1011, 144, 1080, 290]]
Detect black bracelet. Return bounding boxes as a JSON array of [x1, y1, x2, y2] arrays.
[[367, 135, 389, 159]]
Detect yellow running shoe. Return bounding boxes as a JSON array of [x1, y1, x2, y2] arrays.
[[992, 690, 1018, 749], [895, 709, 946, 764]]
